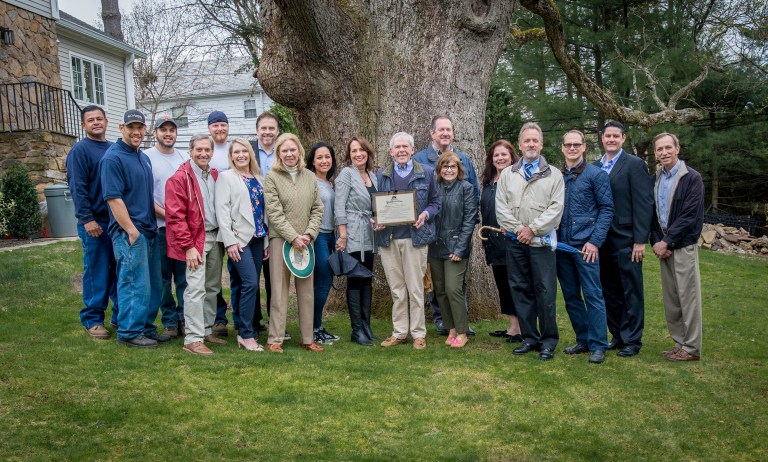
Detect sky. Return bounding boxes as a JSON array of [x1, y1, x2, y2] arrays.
[[58, 0, 140, 26]]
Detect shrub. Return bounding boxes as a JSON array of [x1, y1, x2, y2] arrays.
[[0, 163, 42, 239], [0, 190, 13, 237]]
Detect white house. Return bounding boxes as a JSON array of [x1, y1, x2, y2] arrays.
[[138, 59, 274, 147], [57, 11, 147, 143]]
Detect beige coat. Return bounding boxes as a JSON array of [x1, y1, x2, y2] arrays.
[[495, 155, 564, 236], [215, 169, 266, 248], [264, 168, 324, 243]]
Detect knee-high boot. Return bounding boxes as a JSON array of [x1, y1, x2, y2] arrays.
[[347, 289, 372, 346], [360, 286, 379, 341]]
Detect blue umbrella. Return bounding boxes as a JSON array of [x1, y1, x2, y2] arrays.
[[478, 226, 584, 254]]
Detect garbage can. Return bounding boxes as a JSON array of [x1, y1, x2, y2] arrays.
[[44, 183, 77, 237]]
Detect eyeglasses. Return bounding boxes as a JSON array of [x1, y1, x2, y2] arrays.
[[441, 165, 458, 171], [563, 143, 583, 149]]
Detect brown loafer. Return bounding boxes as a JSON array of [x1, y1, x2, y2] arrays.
[[266, 343, 284, 353], [86, 325, 110, 340], [183, 341, 213, 355], [661, 346, 682, 357], [380, 336, 408, 347], [413, 338, 427, 350], [301, 342, 324, 352], [204, 334, 226, 345], [668, 349, 700, 361]]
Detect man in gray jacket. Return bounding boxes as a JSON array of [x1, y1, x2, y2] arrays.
[[496, 122, 564, 361]]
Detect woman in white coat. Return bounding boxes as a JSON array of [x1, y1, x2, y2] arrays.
[[215, 138, 268, 352]]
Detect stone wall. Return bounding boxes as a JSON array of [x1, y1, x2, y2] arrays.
[[0, 3, 61, 86], [0, 131, 75, 199]]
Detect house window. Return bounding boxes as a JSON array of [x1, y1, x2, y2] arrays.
[[244, 99, 257, 119], [70, 55, 105, 106], [172, 106, 189, 128]]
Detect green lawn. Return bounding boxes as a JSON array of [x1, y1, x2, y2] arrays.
[[0, 242, 766, 461]]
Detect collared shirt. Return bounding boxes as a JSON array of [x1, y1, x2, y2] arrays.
[[600, 150, 623, 174], [190, 161, 218, 231], [258, 144, 276, 176], [563, 159, 584, 175], [657, 160, 681, 230], [522, 158, 540, 179], [395, 160, 414, 178]]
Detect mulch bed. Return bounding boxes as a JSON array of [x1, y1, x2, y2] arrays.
[[0, 238, 58, 250]]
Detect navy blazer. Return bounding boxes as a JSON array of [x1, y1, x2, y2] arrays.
[[594, 149, 653, 251]]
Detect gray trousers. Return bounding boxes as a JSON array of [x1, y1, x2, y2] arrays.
[[660, 244, 702, 356], [183, 232, 223, 344]]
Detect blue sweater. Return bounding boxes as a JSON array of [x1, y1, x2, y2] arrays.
[[99, 139, 158, 240], [66, 137, 113, 226]]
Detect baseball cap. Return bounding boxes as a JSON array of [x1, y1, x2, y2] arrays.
[[154, 114, 177, 129], [122, 109, 146, 126], [207, 110, 228, 125]]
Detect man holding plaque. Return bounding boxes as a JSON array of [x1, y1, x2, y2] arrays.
[[375, 132, 441, 350], [495, 122, 564, 361]]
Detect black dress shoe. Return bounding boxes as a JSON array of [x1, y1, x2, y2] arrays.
[[607, 337, 623, 350], [564, 343, 589, 355], [435, 320, 449, 336], [539, 348, 555, 361], [145, 330, 172, 343], [513, 343, 539, 355], [505, 334, 524, 343], [466, 326, 476, 337], [589, 350, 606, 363], [489, 330, 508, 337], [617, 346, 639, 357]]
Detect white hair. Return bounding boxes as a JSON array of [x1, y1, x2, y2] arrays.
[[389, 132, 414, 149]]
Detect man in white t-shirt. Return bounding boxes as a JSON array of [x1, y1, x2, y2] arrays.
[[207, 111, 234, 335], [145, 115, 189, 337], [207, 111, 231, 172]]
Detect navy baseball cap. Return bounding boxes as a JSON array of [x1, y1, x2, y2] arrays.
[[207, 111, 228, 125], [122, 109, 146, 126]]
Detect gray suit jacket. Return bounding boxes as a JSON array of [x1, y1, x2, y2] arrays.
[[334, 166, 377, 254]]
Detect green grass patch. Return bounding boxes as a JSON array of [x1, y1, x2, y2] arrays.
[[0, 242, 766, 461]]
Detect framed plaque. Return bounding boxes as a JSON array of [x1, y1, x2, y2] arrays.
[[372, 190, 417, 226]]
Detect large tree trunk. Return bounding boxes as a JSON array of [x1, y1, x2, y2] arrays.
[[257, 0, 516, 318]]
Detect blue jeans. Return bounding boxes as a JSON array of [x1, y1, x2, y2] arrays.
[[215, 260, 241, 326], [77, 223, 118, 328], [312, 232, 334, 329], [156, 227, 187, 328], [231, 237, 264, 339], [556, 251, 608, 352], [113, 232, 162, 340]]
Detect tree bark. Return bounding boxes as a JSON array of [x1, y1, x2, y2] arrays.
[[256, 0, 516, 318], [101, 0, 124, 42]]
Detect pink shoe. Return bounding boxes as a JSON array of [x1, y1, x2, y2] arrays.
[[237, 335, 264, 352]]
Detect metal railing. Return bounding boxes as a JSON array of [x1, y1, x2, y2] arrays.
[[0, 82, 83, 138]]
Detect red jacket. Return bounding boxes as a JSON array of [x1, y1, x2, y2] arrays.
[[165, 160, 219, 261]]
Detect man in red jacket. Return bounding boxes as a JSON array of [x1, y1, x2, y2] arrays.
[[165, 134, 223, 355]]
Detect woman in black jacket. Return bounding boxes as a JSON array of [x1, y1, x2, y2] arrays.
[[428, 152, 477, 348], [480, 140, 522, 343]]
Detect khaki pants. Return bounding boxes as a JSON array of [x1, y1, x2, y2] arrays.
[[183, 231, 223, 344], [267, 237, 315, 345], [379, 239, 427, 340], [659, 244, 702, 356]]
